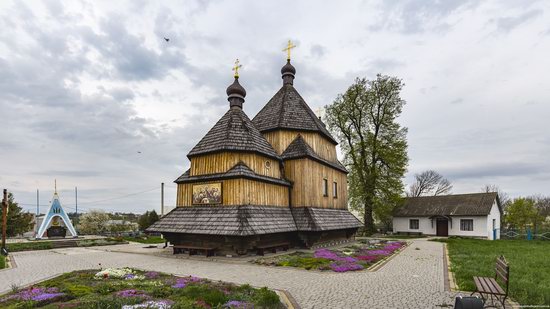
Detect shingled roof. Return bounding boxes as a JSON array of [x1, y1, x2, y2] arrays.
[[188, 107, 280, 160], [291, 207, 362, 231], [146, 205, 298, 236], [252, 84, 338, 144], [174, 162, 291, 187], [281, 135, 347, 173], [394, 192, 501, 217]]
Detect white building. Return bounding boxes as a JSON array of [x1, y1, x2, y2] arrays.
[[393, 192, 502, 240]]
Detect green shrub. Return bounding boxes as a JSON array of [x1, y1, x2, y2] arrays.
[[7, 241, 53, 252], [278, 257, 331, 270], [0, 255, 5, 269], [171, 297, 198, 309], [64, 284, 94, 297], [253, 287, 281, 307]]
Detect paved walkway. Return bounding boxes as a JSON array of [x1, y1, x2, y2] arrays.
[[0, 239, 457, 308]]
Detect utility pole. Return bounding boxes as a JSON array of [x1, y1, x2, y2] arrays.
[[2, 189, 7, 253], [36, 189, 39, 238], [75, 186, 78, 227], [161, 183, 165, 216]]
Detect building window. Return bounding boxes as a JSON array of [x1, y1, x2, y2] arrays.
[[333, 182, 338, 198], [460, 219, 474, 231], [323, 179, 328, 197], [409, 219, 419, 230]]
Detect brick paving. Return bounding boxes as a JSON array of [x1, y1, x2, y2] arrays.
[[0, 239, 457, 308]]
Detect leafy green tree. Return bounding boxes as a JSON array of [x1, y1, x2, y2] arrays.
[[78, 210, 110, 235], [325, 75, 408, 233], [506, 198, 545, 230], [0, 193, 34, 237], [138, 210, 159, 231]]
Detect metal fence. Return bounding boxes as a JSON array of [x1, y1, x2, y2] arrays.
[[500, 228, 550, 240]]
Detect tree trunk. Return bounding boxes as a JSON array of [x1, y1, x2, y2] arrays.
[[363, 193, 376, 235]]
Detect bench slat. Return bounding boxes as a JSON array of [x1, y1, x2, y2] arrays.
[[482, 277, 500, 295]]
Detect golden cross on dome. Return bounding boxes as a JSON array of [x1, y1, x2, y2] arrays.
[[232, 58, 242, 78], [54, 179, 57, 194], [282, 40, 297, 60]]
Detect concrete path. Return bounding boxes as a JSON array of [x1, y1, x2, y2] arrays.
[[0, 239, 457, 308]]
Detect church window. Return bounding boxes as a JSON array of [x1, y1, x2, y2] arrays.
[[333, 182, 338, 198], [323, 179, 328, 197]]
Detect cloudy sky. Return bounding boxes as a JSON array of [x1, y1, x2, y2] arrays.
[[1, 0, 549, 214]]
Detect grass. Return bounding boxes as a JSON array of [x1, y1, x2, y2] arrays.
[[0, 255, 5, 269], [123, 236, 166, 244], [6, 238, 127, 253], [443, 238, 550, 305], [7, 241, 53, 252], [0, 268, 283, 308]]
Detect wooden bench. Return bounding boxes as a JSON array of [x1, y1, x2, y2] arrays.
[[471, 255, 509, 308], [173, 245, 216, 257], [256, 242, 290, 256]]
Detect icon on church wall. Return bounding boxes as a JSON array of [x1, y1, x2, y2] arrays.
[[192, 183, 222, 205]]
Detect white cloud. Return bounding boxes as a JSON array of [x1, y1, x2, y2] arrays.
[[1, 0, 549, 213]]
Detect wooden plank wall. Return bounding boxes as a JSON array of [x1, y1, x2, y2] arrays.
[[190, 152, 280, 178], [284, 158, 348, 209], [177, 179, 289, 207], [263, 130, 337, 162]]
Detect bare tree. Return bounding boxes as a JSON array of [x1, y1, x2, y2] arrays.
[[409, 170, 453, 197], [481, 184, 511, 209], [530, 195, 550, 217]]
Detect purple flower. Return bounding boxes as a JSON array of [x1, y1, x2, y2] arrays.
[[313, 249, 339, 260], [116, 289, 149, 298], [125, 274, 136, 280], [144, 271, 160, 279], [225, 300, 254, 308], [356, 255, 378, 262], [366, 250, 391, 256], [172, 282, 186, 289], [333, 256, 358, 263], [329, 262, 364, 272], [31, 293, 64, 301], [2, 287, 65, 302]]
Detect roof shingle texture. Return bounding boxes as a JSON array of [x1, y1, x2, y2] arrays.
[[281, 135, 347, 173], [252, 84, 338, 144], [394, 192, 500, 217], [146, 205, 298, 236], [291, 207, 363, 231], [188, 107, 279, 160], [174, 162, 291, 187]]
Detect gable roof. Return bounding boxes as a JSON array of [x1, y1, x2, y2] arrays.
[[188, 107, 279, 160], [174, 161, 291, 187], [394, 192, 500, 217], [252, 84, 337, 144], [281, 135, 347, 173]]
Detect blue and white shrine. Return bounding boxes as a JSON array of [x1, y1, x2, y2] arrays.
[[36, 184, 78, 239]]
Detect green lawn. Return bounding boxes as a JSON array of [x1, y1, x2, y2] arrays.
[[123, 236, 166, 244], [444, 238, 550, 305], [6, 238, 127, 252], [0, 255, 5, 269]]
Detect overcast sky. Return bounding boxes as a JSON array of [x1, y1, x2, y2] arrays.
[[1, 0, 549, 214]]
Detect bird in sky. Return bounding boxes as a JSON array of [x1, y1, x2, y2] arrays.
[[137, 151, 142, 154], [164, 37, 170, 42]]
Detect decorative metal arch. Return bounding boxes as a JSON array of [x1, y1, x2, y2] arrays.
[[36, 193, 77, 239]]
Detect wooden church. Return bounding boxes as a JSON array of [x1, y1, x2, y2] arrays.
[[148, 44, 361, 255]]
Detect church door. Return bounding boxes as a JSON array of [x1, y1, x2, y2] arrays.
[[436, 219, 449, 237]]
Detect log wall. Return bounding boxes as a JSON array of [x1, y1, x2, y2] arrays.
[[189, 152, 280, 178], [177, 179, 289, 207], [263, 130, 337, 162], [284, 158, 348, 209]]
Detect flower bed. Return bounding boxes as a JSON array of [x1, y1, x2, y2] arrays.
[[254, 240, 406, 272], [0, 268, 283, 308]]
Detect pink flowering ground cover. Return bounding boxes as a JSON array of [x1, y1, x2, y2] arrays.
[[0, 268, 283, 308], [255, 240, 406, 272]]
